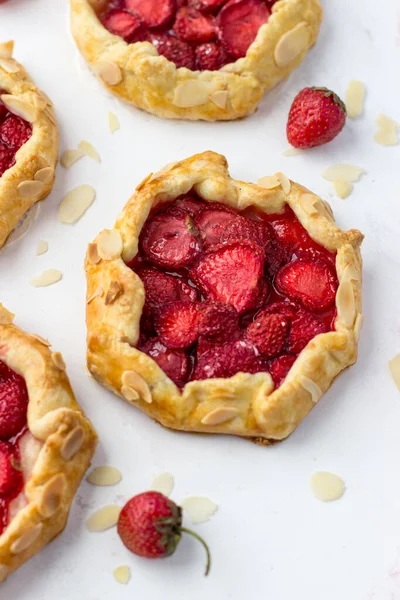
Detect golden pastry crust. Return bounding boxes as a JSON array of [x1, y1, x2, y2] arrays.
[[0, 41, 59, 248], [85, 151, 363, 443], [70, 0, 322, 121], [0, 305, 97, 584]]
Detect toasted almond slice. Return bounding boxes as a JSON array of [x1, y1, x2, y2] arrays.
[[201, 406, 240, 426], [150, 472, 174, 497], [345, 81, 365, 119], [300, 376, 322, 403], [36, 240, 48, 256], [274, 22, 310, 67], [257, 175, 280, 189], [10, 523, 43, 554], [51, 351, 66, 371], [31, 92, 48, 111], [310, 471, 345, 502], [59, 184, 96, 224], [61, 426, 85, 460], [87, 286, 103, 304], [34, 167, 54, 184], [354, 312, 364, 343], [374, 128, 399, 146], [38, 474, 66, 518], [0, 95, 37, 122], [108, 111, 120, 133], [282, 146, 302, 156], [87, 466, 122, 486], [78, 140, 101, 163], [94, 60, 122, 86], [322, 164, 365, 183], [299, 194, 319, 216], [173, 81, 212, 108], [86, 505, 121, 532], [209, 90, 229, 109], [0, 58, 19, 73], [276, 172, 291, 194], [121, 385, 140, 402], [181, 496, 218, 524], [30, 269, 62, 287], [389, 354, 400, 391], [17, 180, 44, 198], [0, 564, 9, 583], [105, 281, 123, 305], [60, 148, 85, 169], [376, 114, 399, 131], [0, 304, 14, 325], [31, 333, 51, 346], [87, 243, 100, 264], [0, 40, 14, 59], [336, 280, 356, 327], [333, 179, 353, 199], [97, 229, 123, 260], [122, 370, 152, 404], [113, 565, 131, 585]]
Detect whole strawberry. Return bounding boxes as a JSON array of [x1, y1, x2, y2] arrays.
[[287, 87, 346, 149], [117, 491, 211, 575]]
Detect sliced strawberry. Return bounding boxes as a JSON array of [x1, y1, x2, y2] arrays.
[[269, 354, 296, 387], [258, 300, 299, 320], [174, 195, 205, 216], [219, 215, 272, 248], [191, 241, 264, 314], [252, 278, 270, 312], [275, 258, 337, 312], [265, 238, 292, 278], [269, 214, 311, 251], [217, 0, 270, 59], [150, 34, 195, 69], [287, 312, 328, 354], [195, 203, 237, 247], [138, 267, 181, 314], [156, 301, 202, 349], [189, 0, 227, 12], [195, 41, 228, 70], [0, 361, 28, 440], [246, 313, 289, 359], [173, 7, 216, 43], [296, 245, 337, 266], [176, 278, 199, 302], [0, 114, 32, 150], [0, 143, 14, 177], [192, 338, 267, 380], [140, 206, 203, 269], [0, 441, 22, 496], [0, 102, 7, 122], [124, 0, 175, 28], [102, 9, 144, 41], [199, 301, 239, 341], [140, 338, 189, 386]]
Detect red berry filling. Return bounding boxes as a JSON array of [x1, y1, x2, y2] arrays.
[[0, 360, 29, 536], [99, 0, 277, 71], [0, 97, 32, 178], [127, 194, 338, 388]]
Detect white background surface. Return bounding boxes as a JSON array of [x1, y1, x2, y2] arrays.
[[0, 0, 400, 598]]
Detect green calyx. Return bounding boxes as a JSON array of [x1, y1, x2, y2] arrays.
[[311, 86, 347, 114]]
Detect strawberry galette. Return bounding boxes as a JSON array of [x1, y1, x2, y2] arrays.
[[70, 0, 322, 120], [0, 41, 58, 249], [0, 305, 97, 583], [85, 151, 363, 442]]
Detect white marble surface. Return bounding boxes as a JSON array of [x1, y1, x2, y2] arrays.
[[1, 0, 400, 598]]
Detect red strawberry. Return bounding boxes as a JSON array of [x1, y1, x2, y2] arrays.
[[191, 241, 264, 314], [258, 301, 299, 320], [140, 338, 189, 386], [117, 491, 211, 574], [287, 87, 347, 149], [150, 34, 195, 69], [189, 0, 227, 13], [0, 441, 22, 496], [176, 278, 199, 302], [0, 114, 32, 150], [102, 9, 143, 40], [269, 354, 296, 387], [199, 301, 239, 341], [140, 207, 203, 269], [252, 278, 270, 312], [195, 41, 228, 70], [173, 7, 216, 43], [275, 258, 337, 312], [192, 337, 267, 380], [217, 0, 270, 59], [124, 0, 175, 28], [287, 311, 328, 354], [219, 215, 272, 248], [265, 238, 292, 278], [269, 214, 311, 251], [246, 313, 289, 359], [195, 203, 237, 248], [0, 143, 14, 178], [156, 301, 202, 349], [174, 195, 205, 216], [138, 267, 181, 317], [0, 360, 28, 440]]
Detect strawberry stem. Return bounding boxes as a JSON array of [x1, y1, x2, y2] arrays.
[[180, 527, 211, 576]]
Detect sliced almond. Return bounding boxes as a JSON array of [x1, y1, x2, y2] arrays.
[[121, 370, 152, 404], [0, 95, 37, 122], [37, 474, 66, 518], [121, 385, 140, 402], [0, 40, 14, 59], [87, 286, 103, 304], [36, 240, 48, 256], [299, 194, 319, 216], [86, 505, 121, 532], [173, 81, 212, 108], [31, 92, 49, 111], [336, 280, 356, 327], [322, 164, 365, 183], [300, 376, 322, 404], [97, 229, 123, 260], [0, 304, 14, 324], [276, 172, 291, 194], [60, 148, 84, 169], [209, 90, 229, 110], [10, 523, 43, 554], [87, 466, 122, 486], [181, 496, 218, 524], [354, 312, 364, 343], [333, 179, 353, 199], [345, 80, 365, 119], [51, 351, 66, 371], [59, 184, 95, 224], [105, 281, 123, 305], [282, 146, 302, 157], [374, 128, 399, 146], [108, 111, 120, 133], [87, 243, 101, 264], [274, 22, 310, 67], [31, 333, 51, 346], [17, 180, 44, 198], [61, 426, 85, 460], [376, 114, 398, 131], [0, 564, 9, 583], [201, 406, 240, 426], [34, 167, 54, 184], [150, 472, 174, 497], [78, 140, 101, 163], [0, 58, 19, 73], [30, 269, 62, 287], [257, 175, 280, 189], [389, 354, 400, 391], [94, 60, 122, 86], [310, 471, 345, 502], [113, 565, 131, 585]]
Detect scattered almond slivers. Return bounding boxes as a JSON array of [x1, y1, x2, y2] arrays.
[[150, 472, 174, 497], [113, 565, 131, 585], [59, 184, 96, 224], [0, 40, 14, 59], [18, 180, 44, 198], [276, 172, 291, 195], [86, 505, 121, 532], [0, 58, 19, 74], [310, 471, 345, 502], [78, 140, 101, 163], [108, 112, 120, 133], [94, 60, 122, 86], [274, 22, 310, 67], [282, 146, 302, 157], [257, 175, 280, 190], [87, 286, 103, 304], [36, 240, 48, 256], [173, 81, 213, 108], [374, 114, 399, 146], [333, 180, 352, 199], [0, 95, 37, 122], [30, 269, 62, 287], [87, 466, 122, 486], [180, 496, 218, 524], [389, 354, 400, 391], [209, 90, 229, 110], [323, 164, 365, 199], [345, 81, 365, 119], [60, 149, 84, 169]]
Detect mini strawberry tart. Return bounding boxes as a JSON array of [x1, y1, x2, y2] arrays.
[[70, 0, 322, 120], [0, 305, 97, 583], [85, 151, 363, 442]]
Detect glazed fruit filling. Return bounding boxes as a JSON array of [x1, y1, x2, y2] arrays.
[[100, 0, 278, 71], [0, 95, 32, 178], [0, 360, 29, 535], [126, 194, 338, 389]]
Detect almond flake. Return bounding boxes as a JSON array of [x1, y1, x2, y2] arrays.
[[87, 243, 101, 264], [310, 471, 345, 502], [97, 229, 123, 260], [60, 148, 84, 169], [376, 114, 398, 131], [274, 22, 310, 67], [0, 95, 37, 122], [87, 286, 103, 304], [209, 90, 229, 109], [201, 406, 240, 426], [87, 466, 122, 486], [86, 505, 121, 532], [0, 40, 14, 59], [389, 354, 400, 391], [94, 60, 122, 86], [0, 58, 19, 73], [354, 312, 364, 342], [299, 194, 319, 216], [150, 472, 174, 497], [0, 304, 14, 325], [276, 172, 291, 194], [345, 81, 365, 119], [32, 92, 48, 111], [121, 385, 140, 402], [34, 167, 54, 184], [257, 175, 280, 189], [105, 281, 123, 305], [10, 523, 43, 554], [113, 565, 131, 585], [181, 497, 218, 524], [300, 376, 322, 404], [121, 370, 152, 404], [30, 269, 62, 287], [282, 146, 302, 156], [78, 140, 101, 163], [173, 81, 212, 108], [61, 426, 85, 460], [59, 184, 95, 224], [333, 179, 353, 199], [322, 164, 365, 183], [0, 564, 9, 583], [51, 351, 66, 370], [17, 180, 44, 198], [336, 280, 356, 327], [31, 333, 51, 346], [36, 240, 48, 256], [108, 111, 120, 133], [38, 474, 65, 518], [374, 128, 399, 146]]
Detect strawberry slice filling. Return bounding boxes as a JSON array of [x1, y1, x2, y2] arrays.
[[0, 95, 32, 178], [98, 0, 278, 71], [127, 195, 338, 389]]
